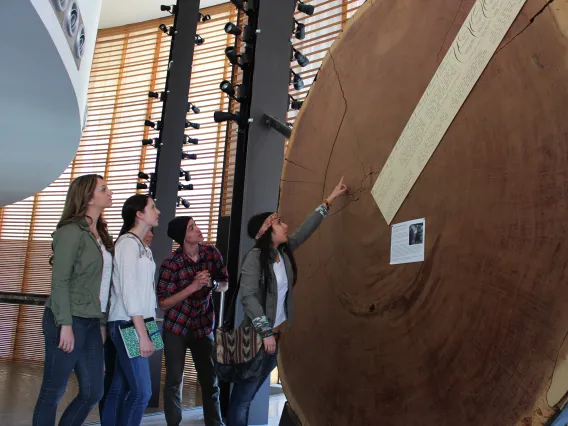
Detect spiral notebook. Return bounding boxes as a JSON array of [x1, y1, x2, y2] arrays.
[[119, 317, 164, 358]]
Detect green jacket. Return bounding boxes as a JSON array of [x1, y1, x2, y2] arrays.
[[45, 218, 106, 327]]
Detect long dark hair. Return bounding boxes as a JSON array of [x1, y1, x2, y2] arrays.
[[50, 174, 113, 265], [118, 194, 150, 238], [247, 212, 298, 287]]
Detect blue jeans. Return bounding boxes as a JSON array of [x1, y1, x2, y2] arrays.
[[101, 321, 152, 426], [551, 404, 568, 426], [33, 308, 104, 426], [99, 328, 117, 420], [226, 351, 278, 426]]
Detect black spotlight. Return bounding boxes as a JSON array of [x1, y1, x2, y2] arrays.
[[224, 22, 242, 36], [220, 80, 235, 97], [182, 169, 192, 181], [214, 111, 241, 123], [230, 0, 244, 10], [177, 197, 190, 208], [225, 46, 239, 66], [137, 182, 148, 190], [198, 13, 211, 22], [290, 70, 304, 90], [194, 35, 205, 45], [149, 91, 167, 101], [188, 102, 200, 114], [185, 120, 200, 130], [289, 95, 303, 110], [225, 46, 249, 67], [144, 119, 163, 130], [160, 4, 177, 14], [297, 1, 314, 16], [235, 85, 248, 102], [159, 24, 175, 36], [294, 19, 306, 40], [178, 183, 194, 191], [142, 138, 159, 146], [219, 81, 248, 102], [138, 171, 150, 180], [183, 135, 199, 145], [182, 152, 198, 160], [179, 169, 191, 181], [292, 47, 309, 67]]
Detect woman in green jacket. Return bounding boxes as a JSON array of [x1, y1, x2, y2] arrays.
[[33, 174, 113, 426]]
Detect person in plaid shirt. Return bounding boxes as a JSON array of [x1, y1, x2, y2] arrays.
[[157, 216, 228, 426]]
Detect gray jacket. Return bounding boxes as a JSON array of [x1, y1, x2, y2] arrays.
[[239, 205, 328, 335]]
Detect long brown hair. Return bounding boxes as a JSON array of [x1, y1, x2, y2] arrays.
[[247, 212, 298, 288], [50, 174, 113, 264]]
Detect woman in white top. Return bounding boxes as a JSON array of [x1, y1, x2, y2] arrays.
[[227, 177, 348, 426], [101, 194, 160, 426]]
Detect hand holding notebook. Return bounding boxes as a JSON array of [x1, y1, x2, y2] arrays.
[[119, 317, 164, 358]]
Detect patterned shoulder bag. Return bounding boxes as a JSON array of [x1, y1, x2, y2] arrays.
[[213, 271, 269, 383]]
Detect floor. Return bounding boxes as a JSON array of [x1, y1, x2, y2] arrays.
[[0, 361, 286, 426]]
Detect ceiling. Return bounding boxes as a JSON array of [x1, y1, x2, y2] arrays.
[[99, 0, 228, 29]]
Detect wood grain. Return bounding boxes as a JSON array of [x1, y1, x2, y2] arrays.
[[277, 0, 568, 424]]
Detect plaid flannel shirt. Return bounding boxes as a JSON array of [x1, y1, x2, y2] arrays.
[[157, 244, 228, 339]]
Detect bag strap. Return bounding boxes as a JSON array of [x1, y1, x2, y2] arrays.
[[222, 260, 267, 330]]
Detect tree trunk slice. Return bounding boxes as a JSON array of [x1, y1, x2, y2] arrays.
[[278, 0, 568, 425]]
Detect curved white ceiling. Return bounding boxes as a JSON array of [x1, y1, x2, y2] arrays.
[[99, 0, 227, 29], [0, 0, 101, 207]]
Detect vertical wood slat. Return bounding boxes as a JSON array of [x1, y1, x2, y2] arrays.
[[0, 207, 4, 237], [137, 29, 164, 190], [342, 0, 349, 27], [208, 7, 236, 235], [12, 193, 40, 360], [104, 34, 130, 180]]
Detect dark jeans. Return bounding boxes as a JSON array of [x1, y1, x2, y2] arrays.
[[163, 329, 223, 426], [226, 351, 278, 426], [101, 321, 152, 426], [98, 329, 117, 420], [32, 308, 104, 426]]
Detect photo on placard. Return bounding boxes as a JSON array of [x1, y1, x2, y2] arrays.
[[409, 223, 424, 246]]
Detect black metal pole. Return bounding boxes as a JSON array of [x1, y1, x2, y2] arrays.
[[148, 0, 201, 408], [224, 0, 297, 424]]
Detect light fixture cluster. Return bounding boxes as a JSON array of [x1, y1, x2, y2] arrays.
[[138, 4, 204, 207], [137, 171, 156, 193], [159, 6, 206, 45], [178, 156, 196, 209], [287, 1, 315, 111], [213, 0, 260, 127]]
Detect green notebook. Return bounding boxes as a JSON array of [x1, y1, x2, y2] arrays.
[[119, 317, 164, 358]]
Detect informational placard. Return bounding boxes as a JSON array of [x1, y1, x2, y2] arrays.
[[372, 0, 527, 224], [390, 218, 425, 265]]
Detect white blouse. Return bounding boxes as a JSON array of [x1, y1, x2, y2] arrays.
[[273, 255, 289, 328], [99, 241, 113, 313], [108, 233, 157, 322]]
